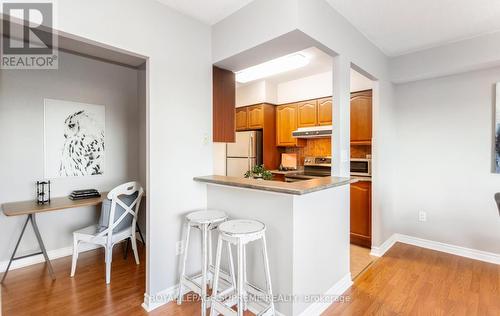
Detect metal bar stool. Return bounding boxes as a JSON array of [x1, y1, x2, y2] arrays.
[[211, 219, 275, 316], [177, 210, 236, 316]]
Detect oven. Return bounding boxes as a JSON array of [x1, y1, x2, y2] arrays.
[[284, 156, 332, 182], [350, 158, 371, 176]]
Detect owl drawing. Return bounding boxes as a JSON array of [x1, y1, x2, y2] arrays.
[[59, 110, 104, 176]]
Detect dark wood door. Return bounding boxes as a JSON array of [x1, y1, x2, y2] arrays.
[[350, 90, 372, 144], [350, 181, 372, 247], [212, 66, 235, 142]]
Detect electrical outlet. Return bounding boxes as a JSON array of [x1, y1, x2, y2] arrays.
[[419, 211, 427, 222], [203, 133, 209, 145], [176, 240, 184, 256]]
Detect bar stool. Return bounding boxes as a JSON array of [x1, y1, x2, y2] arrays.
[[211, 219, 275, 316], [177, 210, 235, 316]]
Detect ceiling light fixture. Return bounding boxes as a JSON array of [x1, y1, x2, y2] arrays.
[[235, 53, 310, 83]]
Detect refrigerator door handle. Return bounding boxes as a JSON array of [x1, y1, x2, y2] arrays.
[[248, 133, 253, 172]]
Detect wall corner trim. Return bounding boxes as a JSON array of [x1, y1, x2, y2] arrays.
[[371, 234, 500, 265], [298, 272, 353, 316], [142, 285, 179, 312]]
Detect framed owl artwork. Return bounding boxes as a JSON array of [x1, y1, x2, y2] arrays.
[[44, 99, 105, 178]]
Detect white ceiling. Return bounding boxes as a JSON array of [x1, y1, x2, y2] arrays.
[[326, 0, 500, 56], [154, 0, 254, 25]]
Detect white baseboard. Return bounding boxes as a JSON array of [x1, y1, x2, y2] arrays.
[[371, 233, 500, 265], [142, 285, 179, 312], [370, 234, 398, 257], [298, 273, 353, 316], [0, 243, 101, 273]]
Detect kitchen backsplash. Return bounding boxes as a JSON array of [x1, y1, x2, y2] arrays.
[[281, 139, 371, 165], [282, 138, 331, 166]]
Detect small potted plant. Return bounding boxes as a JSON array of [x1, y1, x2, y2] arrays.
[[244, 164, 273, 180]]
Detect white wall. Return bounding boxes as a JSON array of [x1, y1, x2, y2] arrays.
[[236, 80, 277, 106], [393, 66, 500, 254], [56, 0, 212, 301], [213, 0, 396, 250], [0, 50, 140, 262], [236, 68, 372, 108]]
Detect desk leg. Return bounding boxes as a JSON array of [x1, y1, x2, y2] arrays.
[[1, 216, 30, 284], [30, 214, 56, 281]]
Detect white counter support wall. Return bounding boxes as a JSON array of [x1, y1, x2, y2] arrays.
[[332, 55, 351, 177], [206, 183, 351, 316]]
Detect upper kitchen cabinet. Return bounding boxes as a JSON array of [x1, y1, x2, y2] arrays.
[[213, 66, 235, 142], [235, 107, 248, 131], [236, 104, 265, 131], [297, 100, 318, 127], [247, 104, 264, 129], [350, 90, 372, 144], [317, 97, 332, 126], [276, 103, 305, 147]]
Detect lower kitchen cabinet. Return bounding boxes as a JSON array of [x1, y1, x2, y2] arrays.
[[350, 180, 371, 248]]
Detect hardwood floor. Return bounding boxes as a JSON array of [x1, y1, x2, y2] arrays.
[[350, 244, 376, 280], [324, 242, 500, 316], [2, 242, 498, 315]]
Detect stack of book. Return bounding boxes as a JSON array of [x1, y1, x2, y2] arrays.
[[69, 189, 101, 200]]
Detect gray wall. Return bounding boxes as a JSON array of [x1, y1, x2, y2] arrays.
[[394, 66, 500, 254], [0, 50, 144, 264]]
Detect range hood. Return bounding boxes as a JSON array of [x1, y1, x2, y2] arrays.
[[292, 125, 332, 138]]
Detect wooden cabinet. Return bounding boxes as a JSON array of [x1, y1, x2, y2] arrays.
[[236, 105, 264, 130], [297, 100, 318, 127], [350, 90, 372, 144], [233, 104, 280, 170], [213, 66, 235, 142], [235, 107, 248, 131], [317, 97, 332, 126], [350, 181, 371, 248], [247, 105, 264, 129], [276, 104, 305, 147]]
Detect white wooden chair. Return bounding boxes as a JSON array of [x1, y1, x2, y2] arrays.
[[70, 182, 144, 284]]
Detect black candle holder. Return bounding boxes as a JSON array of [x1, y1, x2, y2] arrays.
[[36, 181, 51, 204]]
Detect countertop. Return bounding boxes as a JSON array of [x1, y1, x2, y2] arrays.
[[269, 169, 302, 175], [193, 175, 353, 195]]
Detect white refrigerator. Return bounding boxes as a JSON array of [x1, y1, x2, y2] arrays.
[[226, 131, 263, 177]]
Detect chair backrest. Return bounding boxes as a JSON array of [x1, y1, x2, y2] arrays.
[[495, 193, 500, 216], [97, 182, 144, 241]]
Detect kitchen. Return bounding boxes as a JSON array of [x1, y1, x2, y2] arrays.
[[212, 47, 374, 277]]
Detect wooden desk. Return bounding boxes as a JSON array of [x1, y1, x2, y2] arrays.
[[1, 192, 145, 283], [2, 193, 109, 217]]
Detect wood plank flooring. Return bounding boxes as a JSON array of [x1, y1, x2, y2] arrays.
[[350, 244, 376, 280], [1, 242, 498, 315], [324, 242, 500, 316]]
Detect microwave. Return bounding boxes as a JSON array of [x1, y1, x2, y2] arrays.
[[350, 158, 371, 176]]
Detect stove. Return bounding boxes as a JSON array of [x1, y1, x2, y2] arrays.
[[284, 156, 332, 182]]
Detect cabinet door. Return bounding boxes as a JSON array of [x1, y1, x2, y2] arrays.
[[212, 66, 235, 142], [247, 105, 264, 129], [350, 90, 372, 143], [235, 107, 248, 131], [317, 97, 332, 126], [276, 104, 299, 146], [350, 181, 372, 247], [297, 100, 318, 127]]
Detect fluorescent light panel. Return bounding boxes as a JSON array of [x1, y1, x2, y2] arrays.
[[235, 53, 310, 83]]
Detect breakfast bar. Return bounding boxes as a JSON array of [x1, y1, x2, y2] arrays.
[[194, 175, 353, 316]]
